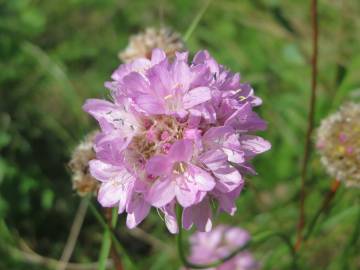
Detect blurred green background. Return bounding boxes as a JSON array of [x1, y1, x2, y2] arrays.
[[1, 0, 360, 269]]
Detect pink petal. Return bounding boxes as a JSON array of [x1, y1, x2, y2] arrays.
[[199, 150, 228, 171], [175, 175, 198, 207], [183, 198, 213, 232], [186, 164, 216, 192], [111, 58, 151, 81], [203, 126, 234, 143], [135, 95, 166, 114], [182, 207, 194, 230], [82, 99, 116, 132], [89, 160, 122, 182], [225, 228, 250, 248], [97, 179, 133, 211], [239, 135, 271, 158], [151, 48, 166, 65], [212, 185, 243, 215], [148, 60, 172, 98], [175, 51, 189, 61], [183, 87, 212, 109], [126, 195, 151, 229], [146, 177, 176, 207], [162, 202, 179, 234], [224, 103, 267, 131], [192, 198, 213, 232], [168, 139, 194, 162], [122, 72, 150, 95], [171, 58, 191, 90], [146, 155, 172, 177], [214, 166, 243, 193]]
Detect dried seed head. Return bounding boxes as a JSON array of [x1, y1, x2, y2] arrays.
[[316, 103, 360, 188], [69, 131, 99, 196], [119, 27, 185, 63]]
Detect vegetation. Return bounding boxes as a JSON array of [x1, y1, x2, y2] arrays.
[[1, 0, 359, 269]]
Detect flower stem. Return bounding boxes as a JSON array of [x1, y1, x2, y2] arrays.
[[296, 0, 319, 251], [105, 208, 124, 270], [302, 179, 340, 242], [340, 200, 360, 269], [57, 197, 89, 270], [183, 0, 212, 42], [88, 202, 136, 269], [176, 207, 297, 269]]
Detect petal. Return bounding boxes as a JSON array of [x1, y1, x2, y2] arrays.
[[182, 207, 194, 230], [93, 132, 130, 163], [222, 133, 245, 164], [212, 185, 243, 215], [192, 50, 219, 74], [146, 177, 176, 207], [122, 72, 151, 95], [97, 182, 120, 207], [225, 228, 250, 248], [199, 149, 228, 171], [175, 176, 198, 207], [192, 50, 210, 65], [151, 48, 166, 65], [171, 58, 191, 90], [148, 60, 172, 98], [111, 59, 151, 81], [126, 196, 151, 229], [214, 166, 243, 193], [239, 135, 271, 158], [183, 86, 212, 109], [233, 162, 257, 175], [192, 198, 212, 232], [186, 164, 215, 192], [89, 160, 122, 182], [189, 64, 211, 89], [224, 103, 267, 131], [175, 51, 189, 61], [146, 155, 172, 176], [83, 99, 140, 134], [82, 99, 116, 132], [97, 179, 133, 211], [168, 139, 194, 162], [135, 95, 166, 114], [162, 202, 179, 234], [203, 126, 234, 143]]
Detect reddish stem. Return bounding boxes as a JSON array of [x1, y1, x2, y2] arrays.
[[296, 179, 340, 251], [296, 0, 319, 251]]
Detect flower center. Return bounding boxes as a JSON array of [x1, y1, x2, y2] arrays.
[[173, 162, 187, 175], [125, 116, 186, 176]]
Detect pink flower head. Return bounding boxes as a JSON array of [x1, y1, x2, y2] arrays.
[[83, 48, 270, 232], [185, 225, 260, 270]]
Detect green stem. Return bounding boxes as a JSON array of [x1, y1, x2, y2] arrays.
[[98, 208, 118, 270], [340, 201, 360, 269], [88, 202, 136, 269], [176, 207, 297, 269], [183, 0, 212, 42]]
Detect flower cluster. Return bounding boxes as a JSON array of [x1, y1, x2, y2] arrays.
[[84, 48, 270, 233], [316, 102, 360, 188], [69, 131, 99, 196], [185, 225, 259, 270], [119, 27, 185, 63]]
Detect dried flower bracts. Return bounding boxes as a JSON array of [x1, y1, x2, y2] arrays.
[[316, 103, 360, 188], [119, 27, 185, 63], [69, 131, 100, 196]]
